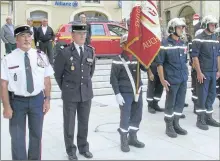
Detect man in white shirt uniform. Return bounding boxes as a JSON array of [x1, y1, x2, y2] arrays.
[[1, 25, 54, 160]]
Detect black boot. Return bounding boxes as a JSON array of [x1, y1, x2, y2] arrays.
[[164, 117, 177, 138], [196, 112, 209, 130], [117, 128, 130, 152], [148, 101, 156, 114], [184, 103, 189, 107], [128, 129, 145, 148], [180, 114, 186, 119], [173, 115, 187, 135], [152, 100, 164, 112], [205, 113, 220, 127]]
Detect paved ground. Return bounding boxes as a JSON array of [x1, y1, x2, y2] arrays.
[[1, 90, 220, 160]]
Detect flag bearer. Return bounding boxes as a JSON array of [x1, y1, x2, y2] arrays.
[[110, 34, 146, 152], [156, 18, 188, 138]]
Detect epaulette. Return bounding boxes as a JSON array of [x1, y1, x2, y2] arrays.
[[87, 45, 95, 51], [37, 49, 45, 55], [60, 44, 70, 49]]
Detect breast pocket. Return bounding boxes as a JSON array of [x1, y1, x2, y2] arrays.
[[167, 50, 178, 62], [9, 68, 22, 84]]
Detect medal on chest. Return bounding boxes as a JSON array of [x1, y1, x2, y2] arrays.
[[70, 57, 75, 71]]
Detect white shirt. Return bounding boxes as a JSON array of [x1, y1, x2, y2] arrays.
[[30, 26, 34, 40], [42, 26, 47, 35], [1, 48, 54, 97], [74, 42, 84, 56]]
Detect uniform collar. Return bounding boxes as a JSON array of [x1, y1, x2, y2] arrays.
[[167, 35, 183, 45], [74, 42, 84, 52]]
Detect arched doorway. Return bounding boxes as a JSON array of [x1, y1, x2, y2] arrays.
[[74, 11, 108, 21], [30, 10, 48, 27], [179, 6, 195, 37]]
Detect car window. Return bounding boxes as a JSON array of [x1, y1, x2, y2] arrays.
[[108, 24, 127, 36], [91, 24, 106, 36]]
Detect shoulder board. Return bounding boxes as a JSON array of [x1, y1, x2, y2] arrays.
[[87, 45, 95, 51], [60, 44, 70, 49], [37, 49, 45, 54]]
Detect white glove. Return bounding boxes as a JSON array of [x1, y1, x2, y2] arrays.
[[115, 93, 125, 106]]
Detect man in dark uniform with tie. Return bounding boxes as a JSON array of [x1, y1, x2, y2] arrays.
[[54, 24, 95, 160], [1, 25, 54, 160]]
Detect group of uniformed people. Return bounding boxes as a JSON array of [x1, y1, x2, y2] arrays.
[[1, 14, 220, 160]]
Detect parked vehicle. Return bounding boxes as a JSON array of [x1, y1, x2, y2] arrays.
[[54, 21, 128, 57]]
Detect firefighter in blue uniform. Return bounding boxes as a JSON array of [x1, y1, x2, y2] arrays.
[[216, 27, 220, 107], [146, 58, 164, 114], [156, 18, 188, 138], [110, 34, 146, 152], [189, 29, 204, 114], [1, 25, 54, 160], [191, 15, 220, 130], [54, 24, 95, 160]]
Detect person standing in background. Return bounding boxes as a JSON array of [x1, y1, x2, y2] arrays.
[[27, 18, 38, 48], [79, 13, 91, 45], [1, 16, 16, 54], [36, 18, 55, 65]]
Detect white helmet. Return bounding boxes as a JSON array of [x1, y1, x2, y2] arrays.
[[120, 34, 128, 46], [167, 18, 186, 34], [201, 15, 218, 29], [195, 29, 204, 37]]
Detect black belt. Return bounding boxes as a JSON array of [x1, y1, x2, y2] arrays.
[[9, 91, 43, 99]]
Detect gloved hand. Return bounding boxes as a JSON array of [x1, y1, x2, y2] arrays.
[[115, 93, 125, 106]]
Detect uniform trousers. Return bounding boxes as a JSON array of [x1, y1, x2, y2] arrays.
[[9, 92, 44, 160], [146, 74, 163, 102], [164, 81, 187, 116], [196, 72, 216, 113], [119, 92, 143, 131], [63, 100, 91, 156]]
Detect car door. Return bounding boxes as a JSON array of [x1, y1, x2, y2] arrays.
[[107, 24, 128, 55], [90, 23, 111, 56]]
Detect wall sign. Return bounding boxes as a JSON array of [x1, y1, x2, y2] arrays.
[[55, 1, 78, 8]]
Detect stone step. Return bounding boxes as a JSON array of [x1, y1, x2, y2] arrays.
[[51, 82, 192, 99]]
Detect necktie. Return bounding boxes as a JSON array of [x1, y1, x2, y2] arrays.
[[25, 52, 34, 93], [79, 46, 83, 56]]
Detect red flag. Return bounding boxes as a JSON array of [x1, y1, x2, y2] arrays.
[[126, 0, 161, 68]]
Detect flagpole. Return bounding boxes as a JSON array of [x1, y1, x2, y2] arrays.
[[136, 61, 140, 102]]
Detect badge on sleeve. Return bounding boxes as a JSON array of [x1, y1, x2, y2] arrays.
[[87, 58, 93, 63]]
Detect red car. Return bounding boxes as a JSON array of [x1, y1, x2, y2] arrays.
[[54, 21, 128, 57]]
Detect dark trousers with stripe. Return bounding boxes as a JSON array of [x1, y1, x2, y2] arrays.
[[191, 69, 198, 107], [196, 72, 216, 113], [165, 81, 187, 116], [217, 78, 220, 100], [9, 92, 44, 160], [119, 92, 143, 130], [63, 100, 91, 156], [146, 74, 163, 103]]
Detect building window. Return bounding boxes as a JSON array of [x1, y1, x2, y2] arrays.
[[165, 11, 171, 25], [74, 11, 108, 21], [85, 0, 100, 3]]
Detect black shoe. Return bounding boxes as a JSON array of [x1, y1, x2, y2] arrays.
[[180, 114, 186, 119], [128, 129, 145, 148], [184, 103, 189, 107], [196, 112, 209, 130], [117, 128, 130, 152], [164, 117, 177, 138], [68, 154, 78, 160], [152, 101, 164, 112], [173, 115, 187, 135], [79, 151, 93, 159], [148, 106, 156, 114], [206, 113, 220, 127]]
